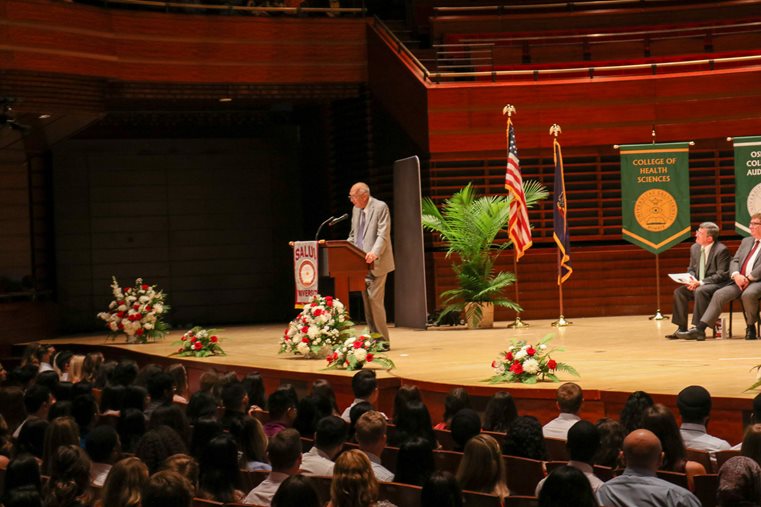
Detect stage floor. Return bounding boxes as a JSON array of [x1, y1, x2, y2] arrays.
[[47, 314, 761, 400]]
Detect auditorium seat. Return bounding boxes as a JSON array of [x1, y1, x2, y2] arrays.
[[238, 470, 269, 492], [461, 489, 502, 507], [308, 475, 333, 504], [593, 465, 618, 481], [686, 447, 715, 473], [379, 481, 423, 506], [380, 445, 400, 473], [544, 460, 569, 475], [433, 428, 458, 450], [715, 449, 741, 470], [503, 455, 546, 496], [692, 474, 719, 507], [543, 437, 569, 461], [433, 449, 463, 474], [504, 496, 540, 507], [656, 469, 689, 489], [192, 498, 224, 507]]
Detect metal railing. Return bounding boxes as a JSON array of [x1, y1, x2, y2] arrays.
[[92, 0, 366, 16]]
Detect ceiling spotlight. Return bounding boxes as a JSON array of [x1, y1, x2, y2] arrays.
[[219, 97, 233, 103], [39, 114, 51, 119]]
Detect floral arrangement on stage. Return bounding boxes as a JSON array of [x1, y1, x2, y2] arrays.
[[97, 277, 170, 343], [486, 334, 578, 384], [173, 326, 226, 358], [280, 294, 354, 358], [324, 334, 395, 371]]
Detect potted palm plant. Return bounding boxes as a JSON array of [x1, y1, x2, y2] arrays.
[[422, 182, 548, 328]]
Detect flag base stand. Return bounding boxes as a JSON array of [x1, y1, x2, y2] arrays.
[[649, 309, 668, 321], [507, 316, 529, 329], [551, 315, 572, 327]]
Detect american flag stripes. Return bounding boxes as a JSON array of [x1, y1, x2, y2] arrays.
[[504, 118, 532, 261]]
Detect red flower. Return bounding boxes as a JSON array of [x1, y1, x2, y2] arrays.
[[301, 326, 309, 334], [133, 304, 140, 310], [366, 353, 374, 362], [354, 340, 363, 349], [284, 328, 289, 335], [547, 359, 557, 370], [506, 352, 514, 361], [325, 297, 333, 307], [136, 328, 144, 336], [190, 336, 197, 343], [117, 322, 124, 329], [311, 302, 318, 307], [141, 284, 149, 290], [125, 288, 131, 293], [145, 305, 152, 312], [178, 347, 183, 353], [510, 362, 524, 374], [313, 309, 322, 317], [527, 347, 536, 356], [193, 341, 202, 350], [491, 360, 499, 368], [116, 311, 125, 318], [210, 336, 218, 343], [181, 336, 187, 341], [302, 337, 309, 343]]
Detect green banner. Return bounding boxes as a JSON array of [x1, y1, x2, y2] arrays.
[[620, 143, 691, 254], [734, 136, 761, 236]]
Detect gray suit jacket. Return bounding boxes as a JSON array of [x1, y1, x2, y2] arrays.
[[347, 197, 395, 276], [730, 236, 761, 281], [687, 241, 730, 286]]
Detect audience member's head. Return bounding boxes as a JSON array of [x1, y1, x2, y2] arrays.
[[81, 352, 104, 385], [314, 416, 348, 459], [450, 408, 481, 452], [71, 394, 97, 437], [85, 425, 120, 464], [117, 408, 146, 454], [641, 403, 687, 472], [24, 385, 52, 419], [100, 456, 149, 507], [231, 415, 268, 465], [44, 445, 92, 507], [93, 360, 116, 389], [271, 475, 321, 507], [3, 453, 42, 497], [752, 393, 761, 425], [123, 385, 148, 412], [421, 471, 463, 507], [166, 364, 188, 400], [676, 385, 712, 424], [160, 454, 199, 491], [392, 399, 436, 449], [718, 456, 761, 507], [221, 382, 248, 414], [242, 372, 267, 409], [112, 360, 139, 387], [135, 364, 163, 389], [442, 388, 471, 427], [355, 411, 387, 456], [311, 378, 339, 416], [482, 392, 519, 433], [502, 415, 547, 461], [348, 401, 374, 440], [394, 436, 435, 486], [186, 391, 218, 423], [198, 433, 242, 503], [135, 425, 188, 474], [567, 420, 600, 464], [351, 369, 378, 403], [622, 429, 663, 471], [593, 417, 625, 468], [42, 416, 80, 475], [267, 428, 302, 474], [293, 395, 319, 437], [0, 387, 26, 431], [190, 416, 224, 461], [141, 470, 194, 507], [3, 486, 41, 507], [267, 389, 297, 425], [330, 449, 379, 507], [34, 371, 59, 395], [99, 384, 126, 413], [556, 382, 583, 414], [16, 418, 48, 459], [198, 370, 219, 395], [619, 390, 654, 434], [456, 434, 509, 498], [392, 385, 422, 425], [741, 423, 761, 467], [147, 372, 174, 405], [149, 404, 190, 444], [538, 465, 598, 507]]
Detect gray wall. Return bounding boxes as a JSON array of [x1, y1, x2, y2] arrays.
[[53, 137, 301, 332]]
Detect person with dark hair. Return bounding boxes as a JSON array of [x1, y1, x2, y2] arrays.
[[421, 471, 463, 507], [543, 382, 583, 440], [93, 360, 116, 389], [198, 370, 219, 395], [117, 408, 146, 454], [293, 396, 320, 437], [677, 385, 730, 453], [149, 404, 190, 445], [160, 454, 199, 491], [311, 379, 339, 417], [355, 411, 394, 482], [14, 385, 52, 438], [241, 373, 266, 410], [243, 428, 302, 506], [197, 433, 244, 503], [81, 352, 104, 385], [1, 387, 27, 435], [54, 351, 73, 382], [3, 454, 42, 499], [135, 425, 188, 474], [271, 475, 321, 507], [4, 486, 42, 507], [741, 423, 761, 466], [482, 392, 519, 433], [44, 445, 94, 507], [394, 436, 435, 486], [112, 360, 139, 387], [16, 418, 48, 459], [189, 417, 224, 461], [186, 391, 218, 423], [135, 364, 163, 388], [34, 371, 59, 395], [348, 401, 374, 442], [536, 420, 603, 495], [388, 399, 437, 449], [221, 382, 249, 430], [538, 465, 598, 507], [141, 470, 194, 507], [593, 417, 625, 469], [341, 369, 381, 422], [42, 417, 80, 475], [145, 372, 174, 418], [301, 415, 347, 476], [53, 382, 73, 404], [122, 385, 148, 412], [732, 393, 761, 451], [166, 364, 189, 404], [99, 384, 126, 415], [717, 456, 761, 507], [71, 394, 97, 445], [85, 425, 121, 486], [597, 429, 700, 507], [503, 415, 548, 460], [36, 345, 55, 373], [450, 408, 481, 452], [264, 389, 297, 438], [619, 390, 654, 435], [392, 385, 421, 426]]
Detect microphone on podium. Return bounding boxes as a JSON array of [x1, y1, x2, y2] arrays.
[[328, 213, 349, 227], [315, 216, 335, 241]]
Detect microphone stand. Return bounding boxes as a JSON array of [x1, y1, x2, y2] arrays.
[[315, 216, 335, 241]]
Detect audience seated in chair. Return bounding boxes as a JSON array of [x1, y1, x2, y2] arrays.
[[619, 390, 654, 435], [271, 474, 321, 507], [341, 369, 383, 422], [434, 388, 471, 431], [456, 434, 509, 499], [141, 470, 194, 507], [503, 416, 548, 461], [84, 425, 121, 487], [717, 455, 761, 507], [482, 392, 519, 434], [95, 456, 148, 507], [243, 428, 302, 506], [536, 420, 604, 496], [263, 390, 297, 438], [421, 471, 463, 507], [328, 449, 396, 507], [393, 436, 435, 486], [538, 465, 597, 507], [300, 415, 347, 476], [450, 409, 481, 452], [355, 411, 394, 482], [677, 385, 731, 454], [542, 382, 583, 440]]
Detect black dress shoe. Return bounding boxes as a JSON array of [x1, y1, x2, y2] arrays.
[[747, 326, 757, 340], [676, 328, 706, 341], [666, 329, 686, 340]]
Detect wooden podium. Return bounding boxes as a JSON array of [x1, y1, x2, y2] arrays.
[[318, 240, 369, 316]]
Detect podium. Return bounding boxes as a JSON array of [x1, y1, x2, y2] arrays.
[[318, 240, 369, 316]]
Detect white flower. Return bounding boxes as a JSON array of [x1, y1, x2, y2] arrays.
[[297, 342, 310, 355], [515, 350, 527, 360], [139, 295, 149, 303], [97, 312, 109, 320], [523, 358, 540, 374], [334, 301, 344, 310], [153, 304, 164, 313], [108, 301, 116, 309], [345, 337, 355, 346], [353, 348, 367, 362], [521, 344, 529, 351], [126, 296, 136, 303], [539, 344, 547, 350], [108, 321, 118, 331], [144, 322, 154, 330], [314, 337, 321, 344], [287, 326, 297, 338], [118, 305, 127, 312], [307, 326, 320, 339], [365, 340, 371, 347]]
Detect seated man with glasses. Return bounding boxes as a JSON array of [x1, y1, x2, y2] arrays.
[[678, 213, 761, 341]]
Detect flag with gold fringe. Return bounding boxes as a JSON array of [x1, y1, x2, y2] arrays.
[[553, 137, 572, 284], [504, 117, 532, 261]]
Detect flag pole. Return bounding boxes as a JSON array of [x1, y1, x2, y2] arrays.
[[550, 123, 572, 327], [503, 104, 529, 329], [646, 127, 668, 320]]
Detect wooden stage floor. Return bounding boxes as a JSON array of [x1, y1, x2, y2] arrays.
[[48, 314, 761, 401]]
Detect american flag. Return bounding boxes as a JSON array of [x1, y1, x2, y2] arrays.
[[504, 118, 532, 261]]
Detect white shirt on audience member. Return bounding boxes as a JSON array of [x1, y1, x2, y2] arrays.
[[242, 471, 288, 506], [535, 461, 604, 496], [542, 413, 581, 440], [90, 462, 112, 487], [679, 423, 731, 452], [300, 447, 335, 476], [364, 451, 394, 482]]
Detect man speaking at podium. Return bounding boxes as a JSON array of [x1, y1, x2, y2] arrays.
[[347, 182, 394, 348]]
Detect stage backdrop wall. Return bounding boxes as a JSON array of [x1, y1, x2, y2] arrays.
[[52, 137, 301, 332]]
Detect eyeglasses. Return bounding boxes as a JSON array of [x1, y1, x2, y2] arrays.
[[750, 222, 761, 227]]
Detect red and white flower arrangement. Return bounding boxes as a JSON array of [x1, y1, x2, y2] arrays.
[[173, 327, 226, 357], [280, 295, 354, 358], [325, 334, 395, 371], [97, 277, 169, 343], [486, 334, 578, 384]]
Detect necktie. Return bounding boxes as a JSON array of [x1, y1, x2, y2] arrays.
[[356, 211, 365, 250], [699, 248, 706, 281], [741, 240, 760, 276]]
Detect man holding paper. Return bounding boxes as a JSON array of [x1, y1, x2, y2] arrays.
[[668, 222, 730, 340]]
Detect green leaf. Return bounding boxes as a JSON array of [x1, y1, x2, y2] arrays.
[[556, 363, 580, 377]]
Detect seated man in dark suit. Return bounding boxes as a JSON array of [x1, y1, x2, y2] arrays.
[[668, 221, 730, 340]]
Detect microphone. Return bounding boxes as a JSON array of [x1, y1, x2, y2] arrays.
[[329, 213, 349, 226], [315, 216, 335, 241]]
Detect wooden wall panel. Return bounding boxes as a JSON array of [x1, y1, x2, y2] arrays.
[[0, 148, 31, 283], [0, 0, 367, 84]]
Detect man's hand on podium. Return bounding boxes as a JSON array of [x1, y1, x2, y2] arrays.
[[365, 252, 377, 264]]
